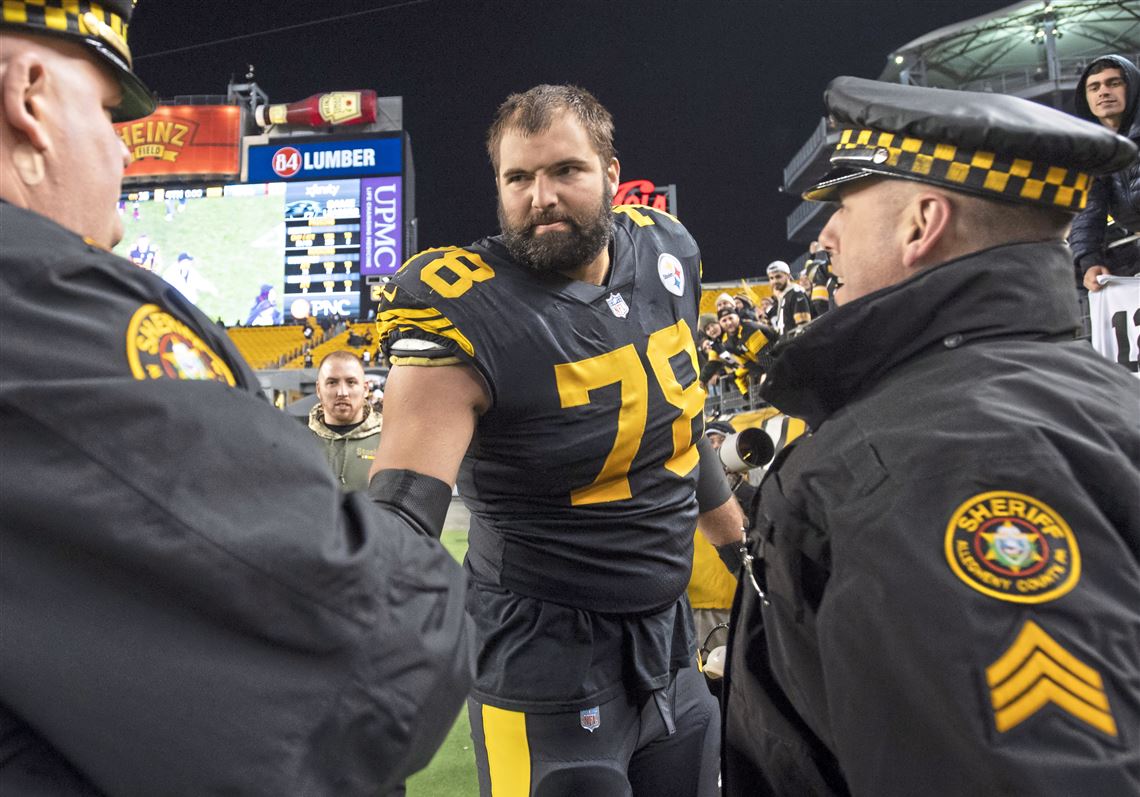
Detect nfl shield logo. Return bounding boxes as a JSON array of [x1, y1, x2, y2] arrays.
[[606, 292, 629, 318], [580, 706, 601, 733]]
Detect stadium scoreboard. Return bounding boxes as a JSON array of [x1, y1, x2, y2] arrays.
[[113, 132, 412, 324]]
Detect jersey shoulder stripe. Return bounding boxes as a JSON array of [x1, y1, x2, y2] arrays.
[[376, 245, 496, 361]]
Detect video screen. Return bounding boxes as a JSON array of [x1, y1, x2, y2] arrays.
[[115, 178, 369, 324]]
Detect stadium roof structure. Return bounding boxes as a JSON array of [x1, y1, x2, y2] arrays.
[[878, 0, 1139, 99], [782, 0, 1140, 244]]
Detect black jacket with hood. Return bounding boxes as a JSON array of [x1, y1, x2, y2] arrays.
[[1069, 55, 1140, 276], [721, 241, 1140, 797]]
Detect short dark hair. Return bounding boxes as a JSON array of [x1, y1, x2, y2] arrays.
[[1086, 58, 1124, 79], [486, 84, 615, 173]]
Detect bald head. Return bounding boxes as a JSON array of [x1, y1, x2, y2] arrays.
[[0, 32, 130, 248]]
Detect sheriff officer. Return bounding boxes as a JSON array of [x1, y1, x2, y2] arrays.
[[722, 77, 1140, 796]]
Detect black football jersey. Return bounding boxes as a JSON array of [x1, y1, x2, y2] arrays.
[[379, 206, 704, 613]]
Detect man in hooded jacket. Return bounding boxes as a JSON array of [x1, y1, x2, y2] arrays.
[[1069, 54, 1140, 290]]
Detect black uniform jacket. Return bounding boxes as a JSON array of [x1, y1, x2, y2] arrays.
[[723, 241, 1140, 796], [0, 203, 473, 795]]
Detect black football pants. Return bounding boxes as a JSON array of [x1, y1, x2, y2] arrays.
[[469, 665, 719, 797]]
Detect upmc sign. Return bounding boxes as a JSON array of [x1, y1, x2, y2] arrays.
[[246, 135, 402, 182], [360, 176, 403, 276]]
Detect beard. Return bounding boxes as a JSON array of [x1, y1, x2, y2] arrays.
[[498, 184, 614, 275]]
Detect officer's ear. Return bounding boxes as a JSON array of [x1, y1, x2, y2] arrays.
[[2, 50, 53, 154], [900, 191, 953, 271]]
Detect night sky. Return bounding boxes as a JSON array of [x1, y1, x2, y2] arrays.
[[129, 0, 1009, 283]]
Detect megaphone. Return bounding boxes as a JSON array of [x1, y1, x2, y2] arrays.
[[718, 427, 776, 473]]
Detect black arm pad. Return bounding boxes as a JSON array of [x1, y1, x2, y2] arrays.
[[368, 468, 453, 540], [695, 435, 733, 513], [715, 539, 745, 574]]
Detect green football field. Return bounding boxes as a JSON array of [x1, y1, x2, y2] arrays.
[[407, 528, 479, 796], [114, 193, 284, 326]]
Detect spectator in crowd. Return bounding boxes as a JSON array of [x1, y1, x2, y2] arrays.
[[0, 7, 472, 792], [375, 83, 742, 796], [796, 269, 812, 293], [302, 347, 314, 368], [697, 312, 734, 390], [803, 240, 833, 317], [717, 306, 778, 394], [1070, 55, 1140, 290], [732, 292, 759, 321], [308, 351, 383, 492], [714, 291, 735, 316], [722, 76, 1140, 796], [764, 260, 812, 333]]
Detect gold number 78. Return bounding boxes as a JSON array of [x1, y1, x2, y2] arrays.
[[553, 319, 705, 506]]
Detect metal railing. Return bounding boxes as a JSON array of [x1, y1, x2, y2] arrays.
[[953, 52, 1140, 93]]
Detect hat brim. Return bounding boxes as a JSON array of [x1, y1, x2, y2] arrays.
[[83, 36, 156, 122], [803, 168, 876, 201]]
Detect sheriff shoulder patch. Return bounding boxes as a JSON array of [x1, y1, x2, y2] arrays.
[[126, 304, 236, 385], [944, 490, 1080, 604]]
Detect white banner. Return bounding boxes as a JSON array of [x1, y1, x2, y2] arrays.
[[1089, 275, 1140, 378]]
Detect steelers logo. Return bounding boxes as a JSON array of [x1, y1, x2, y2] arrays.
[[945, 490, 1080, 604], [126, 304, 236, 386], [657, 253, 685, 297]]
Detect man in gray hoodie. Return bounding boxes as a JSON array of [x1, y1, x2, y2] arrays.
[[1070, 54, 1140, 290], [309, 350, 383, 491]]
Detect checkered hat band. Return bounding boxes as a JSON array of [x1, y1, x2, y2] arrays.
[[2, 1, 129, 61], [836, 128, 1090, 211]]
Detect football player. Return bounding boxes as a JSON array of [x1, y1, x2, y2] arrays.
[[374, 84, 744, 796]]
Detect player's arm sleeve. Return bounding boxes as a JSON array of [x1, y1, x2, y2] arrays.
[[810, 460, 1140, 796], [743, 324, 777, 359], [0, 380, 474, 795], [810, 285, 830, 315], [375, 255, 477, 371], [791, 292, 812, 325]]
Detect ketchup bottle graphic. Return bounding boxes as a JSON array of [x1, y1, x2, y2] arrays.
[[256, 91, 377, 127]]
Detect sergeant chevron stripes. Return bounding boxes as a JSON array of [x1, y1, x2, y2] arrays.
[[985, 620, 1117, 737]]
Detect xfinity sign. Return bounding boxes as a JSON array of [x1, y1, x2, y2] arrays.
[[248, 136, 401, 182]]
